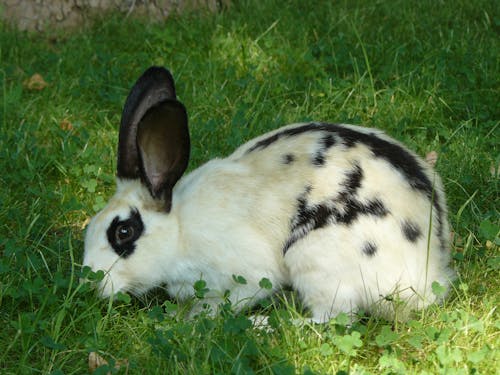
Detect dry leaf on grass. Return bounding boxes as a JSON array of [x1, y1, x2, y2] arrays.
[[490, 161, 499, 178], [60, 118, 74, 131], [485, 240, 497, 250], [23, 73, 48, 91], [425, 151, 438, 167], [88, 352, 107, 372], [88, 352, 129, 374], [81, 216, 91, 230]]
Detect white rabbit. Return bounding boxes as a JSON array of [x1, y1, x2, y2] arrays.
[[83, 67, 454, 322]]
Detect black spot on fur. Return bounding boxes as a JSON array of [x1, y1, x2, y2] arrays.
[[402, 220, 422, 243], [335, 164, 387, 225], [342, 163, 363, 194], [311, 134, 337, 167], [246, 124, 321, 153], [107, 208, 144, 258], [283, 166, 389, 254], [283, 154, 295, 164], [336, 198, 388, 225], [363, 242, 377, 256], [365, 199, 389, 217], [312, 153, 325, 166], [321, 133, 336, 149]]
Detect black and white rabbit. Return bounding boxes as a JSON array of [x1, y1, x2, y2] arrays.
[[83, 67, 454, 322]]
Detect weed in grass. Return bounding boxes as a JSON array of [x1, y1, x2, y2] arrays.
[[1, 0, 499, 373]]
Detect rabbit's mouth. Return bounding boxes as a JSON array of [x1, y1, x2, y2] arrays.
[[77, 273, 117, 298], [97, 277, 120, 298], [97, 273, 153, 299], [79, 265, 126, 298]]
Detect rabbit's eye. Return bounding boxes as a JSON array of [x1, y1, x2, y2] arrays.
[[107, 208, 144, 258], [116, 224, 135, 244]]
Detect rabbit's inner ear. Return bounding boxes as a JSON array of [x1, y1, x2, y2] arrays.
[[137, 101, 190, 211]]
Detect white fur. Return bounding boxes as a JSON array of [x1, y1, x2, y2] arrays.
[[83, 122, 454, 321]]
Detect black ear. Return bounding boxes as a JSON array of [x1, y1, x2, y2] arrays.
[[117, 67, 190, 211]]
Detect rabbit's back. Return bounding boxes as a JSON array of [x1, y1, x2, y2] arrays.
[[226, 122, 449, 254]]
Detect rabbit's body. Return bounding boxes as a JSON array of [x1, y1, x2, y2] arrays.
[[83, 67, 454, 322]]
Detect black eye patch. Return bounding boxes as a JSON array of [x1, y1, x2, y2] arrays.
[[106, 208, 144, 258]]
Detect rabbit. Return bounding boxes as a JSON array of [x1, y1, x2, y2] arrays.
[[83, 66, 455, 322]]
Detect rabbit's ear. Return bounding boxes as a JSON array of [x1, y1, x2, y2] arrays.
[[117, 67, 190, 211], [137, 100, 189, 211]]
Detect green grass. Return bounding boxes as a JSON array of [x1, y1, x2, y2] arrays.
[[1, 0, 499, 373]]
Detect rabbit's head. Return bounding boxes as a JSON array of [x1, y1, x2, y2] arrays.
[[83, 67, 190, 297]]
